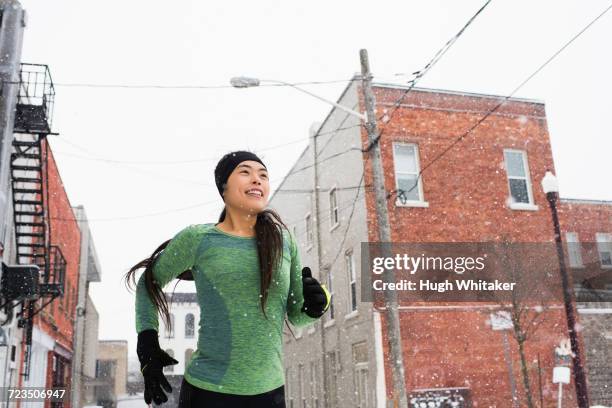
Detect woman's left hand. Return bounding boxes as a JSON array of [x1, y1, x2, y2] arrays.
[[300, 266, 330, 318]]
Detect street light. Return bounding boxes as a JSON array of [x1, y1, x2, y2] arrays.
[[229, 76, 367, 121], [541, 170, 590, 408]]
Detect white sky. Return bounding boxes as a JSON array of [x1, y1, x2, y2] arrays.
[[17, 0, 612, 357]]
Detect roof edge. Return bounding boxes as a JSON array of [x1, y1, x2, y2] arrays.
[[372, 81, 546, 105]]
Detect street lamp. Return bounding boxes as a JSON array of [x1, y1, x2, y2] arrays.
[[229, 76, 367, 121], [541, 170, 590, 408]]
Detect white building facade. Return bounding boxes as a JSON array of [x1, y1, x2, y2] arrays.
[[158, 293, 199, 375]]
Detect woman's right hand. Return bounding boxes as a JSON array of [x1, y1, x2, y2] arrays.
[[137, 329, 179, 405]]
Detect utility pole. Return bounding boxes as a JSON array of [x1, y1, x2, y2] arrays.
[[310, 121, 331, 408], [0, 0, 26, 393], [360, 48, 408, 408], [0, 1, 25, 240]]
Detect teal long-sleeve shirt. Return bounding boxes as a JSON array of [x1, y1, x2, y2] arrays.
[[135, 222, 322, 395]]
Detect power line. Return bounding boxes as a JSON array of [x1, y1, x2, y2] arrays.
[[363, 0, 494, 155], [52, 78, 358, 90], [50, 135, 309, 166], [388, 0, 612, 202]]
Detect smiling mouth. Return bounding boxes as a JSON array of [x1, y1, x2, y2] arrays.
[[246, 191, 263, 198]]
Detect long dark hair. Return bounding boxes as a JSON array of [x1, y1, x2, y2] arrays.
[[124, 207, 297, 338]]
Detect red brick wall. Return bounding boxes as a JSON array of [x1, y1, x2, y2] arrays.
[[559, 200, 612, 241], [361, 86, 581, 407], [35, 138, 81, 354]]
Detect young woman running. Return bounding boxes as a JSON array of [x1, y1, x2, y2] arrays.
[[125, 150, 331, 407]]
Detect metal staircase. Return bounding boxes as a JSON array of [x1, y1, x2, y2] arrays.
[[7, 63, 65, 380]]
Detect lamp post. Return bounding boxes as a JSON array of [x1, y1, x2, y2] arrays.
[[230, 76, 366, 121], [541, 171, 590, 408]]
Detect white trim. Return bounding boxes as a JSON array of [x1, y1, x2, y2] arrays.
[[32, 327, 55, 350], [344, 310, 359, 320], [392, 142, 426, 204], [395, 199, 429, 208], [373, 310, 387, 408], [577, 308, 612, 314], [503, 148, 535, 207], [509, 203, 539, 211], [324, 319, 335, 328]]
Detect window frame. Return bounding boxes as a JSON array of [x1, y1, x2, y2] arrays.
[[305, 212, 313, 251], [185, 313, 195, 338], [503, 148, 538, 210], [329, 185, 340, 232], [595, 232, 612, 268], [345, 250, 358, 317], [565, 232, 584, 268], [392, 142, 428, 207]]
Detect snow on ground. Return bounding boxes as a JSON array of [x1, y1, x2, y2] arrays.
[[117, 393, 146, 408]]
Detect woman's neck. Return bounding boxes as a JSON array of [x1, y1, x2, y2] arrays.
[[217, 211, 257, 237]]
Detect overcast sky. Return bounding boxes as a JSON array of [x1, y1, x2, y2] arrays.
[[17, 0, 612, 357]]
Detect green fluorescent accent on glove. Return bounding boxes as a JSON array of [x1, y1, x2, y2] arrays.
[[321, 284, 331, 312]]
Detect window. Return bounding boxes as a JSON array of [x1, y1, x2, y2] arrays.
[[503, 149, 535, 207], [185, 348, 194, 366], [310, 360, 319, 408], [305, 213, 313, 248], [565, 232, 583, 268], [185, 313, 195, 338], [392, 143, 427, 206], [352, 342, 369, 408], [346, 251, 357, 314], [596, 233, 612, 267], [163, 349, 174, 373], [329, 186, 339, 230], [165, 314, 175, 338]]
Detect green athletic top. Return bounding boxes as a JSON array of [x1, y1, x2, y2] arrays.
[[135, 222, 325, 395]]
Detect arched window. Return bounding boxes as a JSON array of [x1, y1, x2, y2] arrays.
[[185, 348, 194, 366], [185, 313, 195, 338], [165, 314, 175, 338], [163, 349, 174, 373]]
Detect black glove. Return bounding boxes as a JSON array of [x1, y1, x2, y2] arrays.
[[300, 267, 330, 318], [137, 329, 178, 405]]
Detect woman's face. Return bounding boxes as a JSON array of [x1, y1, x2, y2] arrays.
[[222, 160, 270, 214]]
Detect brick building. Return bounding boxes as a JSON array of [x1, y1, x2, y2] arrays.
[[18, 140, 81, 408], [559, 199, 612, 406], [269, 79, 611, 407]]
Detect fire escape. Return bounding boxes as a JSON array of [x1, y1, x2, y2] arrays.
[[6, 64, 65, 380]]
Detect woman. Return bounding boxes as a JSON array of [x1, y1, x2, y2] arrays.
[[125, 150, 331, 407]]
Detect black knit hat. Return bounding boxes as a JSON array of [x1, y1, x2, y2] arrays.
[[214, 151, 267, 199]]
